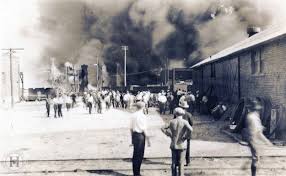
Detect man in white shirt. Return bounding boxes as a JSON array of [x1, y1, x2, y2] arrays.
[[130, 102, 151, 176], [158, 93, 167, 114]]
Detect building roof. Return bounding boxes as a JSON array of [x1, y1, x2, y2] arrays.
[[191, 24, 286, 68]]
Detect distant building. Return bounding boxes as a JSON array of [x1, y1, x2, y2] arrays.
[[0, 55, 21, 107], [191, 25, 286, 139]]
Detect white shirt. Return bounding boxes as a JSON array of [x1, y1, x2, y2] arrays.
[[53, 98, 58, 105], [158, 95, 167, 103], [130, 110, 148, 134], [65, 96, 72, 104], [57, 97, 64, 104], [123, 94, 130, 102], [88, 96, 94, 103]]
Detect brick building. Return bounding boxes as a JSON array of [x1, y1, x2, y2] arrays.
[[191, 25, 286, 139]]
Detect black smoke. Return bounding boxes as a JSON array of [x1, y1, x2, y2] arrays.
[[37, 0, 274, 86]]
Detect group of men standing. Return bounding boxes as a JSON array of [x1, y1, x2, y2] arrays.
[[45, 92, 75, 118], [130, 90, 273, 176], [130, 89, 194, 176]]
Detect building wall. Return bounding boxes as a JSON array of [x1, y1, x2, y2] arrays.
[[239, 37, 286, 139], [193, 35, 286, 139], [194, 57, 239, 103], [240, 38, 286, 107]]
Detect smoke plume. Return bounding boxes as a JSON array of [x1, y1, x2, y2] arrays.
[[11, 0, 286, 86]]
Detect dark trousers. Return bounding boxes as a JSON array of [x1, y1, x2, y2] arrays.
[[53, 104, 58, 118], [97, 102, 102, 113], [171, 149, 186, 176], [66, 103, 71, 111], [169, 104, 174, 114], [87, 102, 92, 114], [186, 140, 190, 165], [58, 104, 63, 117], [132, 132, 145, 176], [72, 99, 76, 108], [46, 104, 50, 117], [159, 103, 166, 114], [249, 141, 259, 176]]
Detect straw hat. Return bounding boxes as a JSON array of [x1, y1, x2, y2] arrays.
[[174, 107, 185, 116], [135, 101, 146, 109], [179, 100, 189, 109]]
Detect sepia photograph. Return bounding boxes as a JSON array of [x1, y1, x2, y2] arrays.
[[1, 0, 286, 175]]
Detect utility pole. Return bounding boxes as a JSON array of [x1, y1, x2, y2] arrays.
[[1, 48, 24, 108], [19, 72, 24, 101], [121, 46, 128, 87], [166, 57, 169, 86], [96, 57, 99, 89], [93, 58, 99, 89]]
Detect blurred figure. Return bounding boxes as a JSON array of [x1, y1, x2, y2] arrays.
[[161, 107, 193, 176], [242, 98, 273, 176]]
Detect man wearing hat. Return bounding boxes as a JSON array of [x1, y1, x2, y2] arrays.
[[243, 98, 273, 176], [161, 107, 193, 176], [130, 101, 151, 176], [179, 100, 193, 166]]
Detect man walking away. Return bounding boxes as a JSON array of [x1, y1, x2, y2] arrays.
[[87, 93, 93, 114], [57, 93, 64, 117], [167, 92, 175, 114], [71, 92, 76, 108], [123, 92, 130, 109], [53, 96, 58, 118], [179, 100, 193, 166], [158, 93, 167, 114], [45, 94, 52, 117], [161, 107, 193, 176], [65, 94, 72, 111], [130, 102, 151, 176], [242, 98, 273, 176]]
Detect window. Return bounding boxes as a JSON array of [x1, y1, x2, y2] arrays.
[[251, 48, 264, 74], [211, 63, 216, 78]]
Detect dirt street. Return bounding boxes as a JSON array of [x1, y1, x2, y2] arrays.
[[0, 102, 285, 176]]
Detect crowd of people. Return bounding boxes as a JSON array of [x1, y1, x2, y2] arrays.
[[43, 87, 272, 176]]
